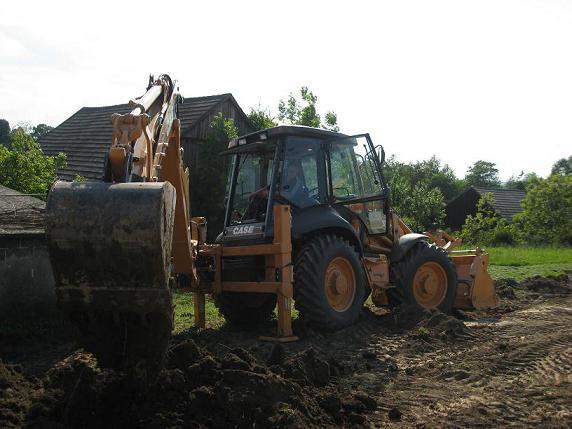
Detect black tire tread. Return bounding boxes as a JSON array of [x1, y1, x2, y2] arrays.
[[294, 234, 364, 330], [389, 241, 457, 313]]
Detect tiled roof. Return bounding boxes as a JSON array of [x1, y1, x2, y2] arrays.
[[473, 187, 526, 220], [0, 185, 46, 234], [39, 94, 238, 180]]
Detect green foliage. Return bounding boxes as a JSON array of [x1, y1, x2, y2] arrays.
[[385, 155, 463, 202], [247, 106, 277, 131], [503, 171, 540, 190], [0, 119, 10, 147], [389, 172, 445, 232], [191, 112, 238, 240], [0, 129, 66, 198], [464, 160, 501, 188], [551, 155, 572, 176], [459, 193, 520, 246], [73, 175, 87, 182], [515, 174, 572, 245], [384, 155, 463, 231], [278, 86, 339, 131], [31, 123, 53, 141]]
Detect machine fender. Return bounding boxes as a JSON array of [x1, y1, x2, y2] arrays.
[[291, 206, 363, 255], [390, 233, 428, 262]]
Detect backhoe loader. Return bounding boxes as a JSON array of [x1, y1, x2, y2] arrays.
[[45, 75, 499, 375]]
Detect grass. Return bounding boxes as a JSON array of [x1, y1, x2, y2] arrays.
[[483, 246, 572, 266], [489, 263, 572, 281], [172, 291, 225, 334], [480, 246, 572, 280]]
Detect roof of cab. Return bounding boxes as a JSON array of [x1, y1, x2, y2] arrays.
[[239, 125, 348, 140]]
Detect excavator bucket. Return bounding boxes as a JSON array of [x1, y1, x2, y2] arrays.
[[450, 249, 500, 310], [46, 181, 176, 375]]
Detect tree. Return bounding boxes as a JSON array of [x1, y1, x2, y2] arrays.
[[190, 112, 238, 240], [464, 160, 501, 188], [0, 119, 10, 147], [551, 156, 572, 176], [384, 155, 463, 202], [31, 123, 54, 141], [247, 106, 277, 131], [0, 129, 66, 197], [389, 168, 446, 232], [459, 193, 519, 245], [515, 174, 572, 245], [503, 171, 540, 190], [278, 86, 339, 132]]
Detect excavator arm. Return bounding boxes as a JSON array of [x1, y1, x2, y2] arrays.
[[46, 75, 193, 377]]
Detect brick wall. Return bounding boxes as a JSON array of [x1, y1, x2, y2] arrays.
[[0, 232, 56, 319]]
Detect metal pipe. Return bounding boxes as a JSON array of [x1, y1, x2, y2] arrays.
[[129, 84, 163, 115]]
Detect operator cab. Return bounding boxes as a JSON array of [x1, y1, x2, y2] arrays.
[[221, 126, 389, 245]]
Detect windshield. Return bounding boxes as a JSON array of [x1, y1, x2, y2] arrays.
[[228, 150, 275, 225], [278, 137, 324, 208]]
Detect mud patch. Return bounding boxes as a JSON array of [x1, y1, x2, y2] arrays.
[[521, 274, 571, 296], [0, 360, 37, 428]]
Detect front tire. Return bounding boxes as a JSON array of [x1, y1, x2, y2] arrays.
[[390, 241, 457, 313], [294, 234, 365, 330]]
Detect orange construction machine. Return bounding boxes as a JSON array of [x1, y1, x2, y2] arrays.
[[45, 75, 498, 375]]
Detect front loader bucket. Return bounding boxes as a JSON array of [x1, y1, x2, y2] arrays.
[[46, 181, 176, 375], [451, 250, 500, 310]]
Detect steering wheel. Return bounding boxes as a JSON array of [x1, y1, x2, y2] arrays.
[[307, 186, 319, 200], [333, 186, 352, 200]]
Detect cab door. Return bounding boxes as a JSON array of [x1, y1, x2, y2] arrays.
[[326, 134, 389, 235]]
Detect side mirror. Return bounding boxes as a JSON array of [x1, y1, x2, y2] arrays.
[[376, 145, 385, 165]]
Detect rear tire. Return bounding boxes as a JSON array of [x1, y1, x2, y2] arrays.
[[390, 241, 457, 313], [214, 292, 277, 327], [294, 234, 365, 330]]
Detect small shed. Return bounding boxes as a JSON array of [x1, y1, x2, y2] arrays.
[[39, 93, 252, 180], [0, 185, 55, 318], [445, 186, 526, 230]]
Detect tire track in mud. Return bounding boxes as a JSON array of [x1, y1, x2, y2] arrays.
[[372, 296, 572, 428]]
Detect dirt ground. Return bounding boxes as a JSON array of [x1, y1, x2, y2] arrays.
[[1, 273, 571, 428]]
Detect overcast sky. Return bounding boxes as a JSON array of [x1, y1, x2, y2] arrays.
[[1, 0, 571, 180]]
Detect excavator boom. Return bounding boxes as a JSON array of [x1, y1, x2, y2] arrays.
[[45, 75, 189, 376]]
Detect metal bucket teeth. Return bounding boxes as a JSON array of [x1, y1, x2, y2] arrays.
[[46, 181, 177, 375]]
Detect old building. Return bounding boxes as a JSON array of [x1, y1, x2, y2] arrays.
[[445, 186, 526, 230], [0, 185, 55, 318], [39, 93, 252, 180]]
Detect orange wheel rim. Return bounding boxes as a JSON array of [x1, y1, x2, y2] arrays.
[[412, 262, 447, 309], [325, 257, 356, 312]]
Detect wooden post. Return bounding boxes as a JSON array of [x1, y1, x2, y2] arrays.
[[260, 205, 298, 342], [193, 292, 206, 328]]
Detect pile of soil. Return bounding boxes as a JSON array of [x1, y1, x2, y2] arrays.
[[23, 340, 377, 428], [521, 274, 571, 296], [494, 274, 571, 308], [495, 278, 519, 299], [0, 360, 36, 428]]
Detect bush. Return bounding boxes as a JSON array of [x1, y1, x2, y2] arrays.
[[0, 129, 66, 197], [515, 174, 572, 246], [459, 193, 522, 246]]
